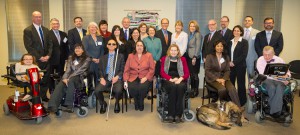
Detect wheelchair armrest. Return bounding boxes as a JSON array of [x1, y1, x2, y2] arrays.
[[253, 74, 267, 85]]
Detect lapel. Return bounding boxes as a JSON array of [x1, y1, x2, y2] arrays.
[[51, 30, 59, 45], [263, 31, 268, 44], [74, 28, 81, 41], [269, 30, 276, 45], [159, 30, 167, 45], [31, 25, 43, 46], [133, 53, 144, 65], [102, 54, 109, 71]]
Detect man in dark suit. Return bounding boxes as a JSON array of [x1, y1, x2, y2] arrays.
[[120, 17, 133, 41], [218, 16, 233, 44], [23, 11, 53, 102], [68, 17, 87, 55], [202, 19, 224, 62], [255, 17, 284, 57], [48, 18, 69, 93], [94, 39, 125, 114], [155, 18, 172, 57]]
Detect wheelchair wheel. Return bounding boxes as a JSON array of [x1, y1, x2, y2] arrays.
[[255, 111, 263, 123], [35, 117, 42, 124], [3, 102, 10, 115], [246, 95, 254, 114], [55, 110, 63, 118], [88, 91, 96, 108], [283, 115, 292, 127], [76, 106, 88, 117], [184, 110, 196, 122]]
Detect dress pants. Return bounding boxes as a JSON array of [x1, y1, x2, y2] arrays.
[[230, 65, 247, 106], [207, 80, 241, 107], [37, 61, 50, 99], [48, 76, 81, 108], [263, 79, 286, 114], [87, 62, 99, 94], [163, 80, 186, 117], [49, 64, 65, 93], [186, 56, 200, 89], [128, 78, 150, 108], [94, 79, 123, 104]]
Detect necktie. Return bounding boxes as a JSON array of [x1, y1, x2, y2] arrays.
[[164, 30, 168, 45], [55, 31, 61, 44], [220, 30, 224, 36], [79, 30, 83, 40], [124, 29, 128, 40], [108, 54, 115, 81], [39, 27, 44, 48], [207, 33, 212, 43], [244, 29, 250, 40], [267, 31, 271, 44]]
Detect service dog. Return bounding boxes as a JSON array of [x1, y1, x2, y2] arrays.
[[196, 101, 248, 130]]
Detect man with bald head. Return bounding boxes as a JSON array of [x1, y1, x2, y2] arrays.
[[202, 19, 224, 62], [155, 18, 172, 57], [120, 17, 133, 41], [23, 11, 53, 102]]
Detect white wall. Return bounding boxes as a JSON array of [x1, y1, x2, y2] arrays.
[[107, 0, 176, 33]]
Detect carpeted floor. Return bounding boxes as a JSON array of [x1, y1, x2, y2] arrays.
[[0, 85, 299, 135]]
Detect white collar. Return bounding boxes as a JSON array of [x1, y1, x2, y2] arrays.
[[265, 30, 273, 34], [33, 23, 41, 29], [231, 37, 243, 42], [76, 27, 82, 32]]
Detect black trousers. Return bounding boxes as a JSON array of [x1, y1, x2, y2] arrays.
[[163, 80, 186, 117], [128, 78, 150, 107], [87, 62, 99, 94], [48, 76, 81, 108], [94, 79, 123, 104], [37, 61, 50, 99], [186, 56, 200, 89], [230, 65, 247, 106], [49, 64, 65, 92]]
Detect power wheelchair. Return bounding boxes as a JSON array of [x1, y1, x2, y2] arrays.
[[246, 63, 298, 127], [156, 76, 196, 122]]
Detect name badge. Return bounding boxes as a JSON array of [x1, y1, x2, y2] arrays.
[[73, 60, 79, 65], [220, 58, 225, 64], [63, 37, 68, 43], [97, 41, 102, 46], [251, 36, 256, 40]]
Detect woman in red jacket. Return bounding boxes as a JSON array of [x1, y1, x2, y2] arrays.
[[160, 44, 190, 123]]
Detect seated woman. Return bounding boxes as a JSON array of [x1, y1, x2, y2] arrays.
[[48, 43, 91, 113], [160, 44, 190, 123], [15, 53, 43, 101], [123, 40, 155, 111], [205, 40, 241, 107]]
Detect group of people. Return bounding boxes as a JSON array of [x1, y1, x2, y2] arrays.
[[18, 10, 289, 122]]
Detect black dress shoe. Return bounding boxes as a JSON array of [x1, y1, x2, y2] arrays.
[[100, 101, 107, 114], [42, 97, 49, 102], [66, 105, 74, 113], [139, 105, 144, 111], [147, 95, 152, 100], [134, 104, 139, 111], [164, 116, 174, 123], [114, 103, 120, 113], [175, 116, 183, 123]]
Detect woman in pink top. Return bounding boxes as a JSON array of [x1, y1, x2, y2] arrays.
[[160, 44, 190, 123], [123, 40, 155, 111]]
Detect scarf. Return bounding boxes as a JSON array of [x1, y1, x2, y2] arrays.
[[164, 56, 184, 77]]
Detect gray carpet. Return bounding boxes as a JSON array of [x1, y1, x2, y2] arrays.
[[0, 85, 299, 135]]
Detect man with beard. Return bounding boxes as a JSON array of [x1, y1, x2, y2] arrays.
[[218, 16, 233, 44], [254, 17, 283, 57]]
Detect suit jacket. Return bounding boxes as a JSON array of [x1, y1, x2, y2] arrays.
[[82, 35, 104, 59], [68, 27, 87, 55], [23, 24, 53, 68], [99, 53, 125, 80], [205, 54, 230, 83], [245, 28, 260, 63], [228, 38, 249, 67], [254, 30, 283, 57], [218, 28, 233, 45], [121, 28, 133, 41], [187, 31, 202, 58], [123, 52, 155, 82], [49, 30, 69, 65], [155, 29, 172, 57], [202, 31, 224, 59], [62, 56, 91, 80]]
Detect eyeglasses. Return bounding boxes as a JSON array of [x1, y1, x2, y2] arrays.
[[108, 43, 116, 46]]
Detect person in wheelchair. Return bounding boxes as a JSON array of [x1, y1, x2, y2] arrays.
[[160, 44, 190, 123], [48, 43, 91, 113], [15, 53, 43, 101], [205, 40, 241, 107], [256, 46, 291, 120], [94, 39, 125, 114], [123, 40, 155, 111]]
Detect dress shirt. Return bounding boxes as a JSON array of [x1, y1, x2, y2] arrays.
[[230, 37, 243, 61], [171, 31, 188, 55]]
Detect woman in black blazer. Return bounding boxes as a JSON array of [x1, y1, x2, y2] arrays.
[[228, 25, 248, 106]]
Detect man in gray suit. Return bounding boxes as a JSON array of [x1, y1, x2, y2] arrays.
[[23, 11, 53, 102], [243, 16, 260, 78]]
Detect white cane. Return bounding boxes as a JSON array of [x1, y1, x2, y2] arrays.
[[106, 48, 119, 121]]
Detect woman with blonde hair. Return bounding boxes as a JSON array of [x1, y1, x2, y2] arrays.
[[82, 22, 104, 94], [171, 20, 188, 56]]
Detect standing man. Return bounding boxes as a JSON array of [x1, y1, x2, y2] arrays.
[[120, 17, 133, 41], [68, 17, 87, 55], [255, 17, 284, 57], [202, 19, 224, 62], [155, 18, 172, 57], [218, 16, 233, 44], [23, 11, 53, 102], [48, 18, 69, 93], [243, 16, 260, 78]]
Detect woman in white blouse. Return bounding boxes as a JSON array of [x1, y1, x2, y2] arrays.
[[171, 20, 188, 56]]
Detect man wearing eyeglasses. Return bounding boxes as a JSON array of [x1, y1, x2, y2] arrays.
[[218, 16, 233, 44], [255, 17, 284, 57], [94, 39, 125, 114], [155, 18, 172, 57]]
